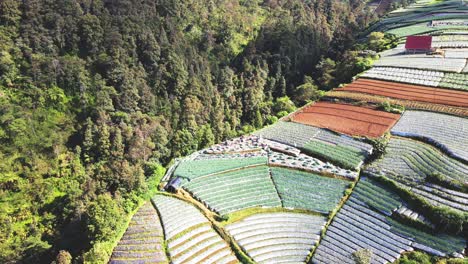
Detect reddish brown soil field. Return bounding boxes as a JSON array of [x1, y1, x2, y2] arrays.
[[336, 79, 468, 107], [291, 102, 400, 137]]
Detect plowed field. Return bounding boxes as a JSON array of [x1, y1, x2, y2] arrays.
[[291, 102, 400, 137], [337, 78, 468, 107]]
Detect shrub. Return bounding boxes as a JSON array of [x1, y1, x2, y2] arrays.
[[85, 194, 125, 242], [53, 250, 72, 264], [352, 248, 372, 264], [395, 251, 432, 264]]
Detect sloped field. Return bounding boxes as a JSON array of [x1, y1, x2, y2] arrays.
[[337, 79, 468, 107], [181, 166, 282, 215], [292, 102, 400, 137], [312, 178, 466, 264], [226, 212, 326, 264], [109, 202, 168, 264], [367, 138, 468, 184], [271, 167, 349, 213], [152, 195, 239, 264], [391, 110, 468, 161]]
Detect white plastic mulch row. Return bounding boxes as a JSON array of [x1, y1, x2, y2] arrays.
[[391, 110, 468, 162], [152, 195, 238, 264], [254, 121, 372, 153], [226, 212, 326, 264], [312, 197, 414, 264], [361, 67, 444, 87]]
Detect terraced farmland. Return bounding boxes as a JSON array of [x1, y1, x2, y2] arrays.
[[439, 72, 468, 90], [326, 90, 468, 117], [337, 79, 468, 107], [433, 35, 468, 48], [361, 67, 468, 91], [255, 121, 372, 169], [302, 140, 366, 170], [269, 152, 358, 179], [391, 110, 468, 161], [291, 102, 400, 138], [312, 178, 466, 264], [271, 167, 349, 213], [254, 121, 321, 147], [409, 183, 468, 212], [152, 195, 239, 264], [173, 156, 268, 180], [111, 0, 468, 262], [373, 49, 467, 73], [367, 138, 468, 184], [109, 202, 168, 264], [181, 166, 282, 215], [360, 67, 444, 87], [313, 197, 413, 264], [226, 212, 326, 264]]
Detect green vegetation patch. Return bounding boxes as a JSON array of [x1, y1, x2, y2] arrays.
[[174, 156, 268, 180], [271, 167, 349, 214], [302, 140, 366, 170], [388, 217, 466, 253]]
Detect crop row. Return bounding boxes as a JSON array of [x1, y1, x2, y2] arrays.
[[353, 178, 402, 215], [182, 166, 281, 215], [391, 110, 468, 162], [439, 72, 468, 90], [367, 138, 468, 184], [361, 67, 443, 88], [109, 202, 168, 264], [174, 156, 268, 180], [292, 102, 400, 138], [326, 90, 468, 117], [269, 152, 358, 179], [411, 184, 468, 212], [302, 140, 366, 170], [271, 167, 349, 214], [152, 195, 239, 264], [226, 212, 326, 264], [338, 78, 468, 107], [312, 196, 412, 264], [313, 176, 466, 263], [255, 121, 372, 153], [374, 53, 467, 73]]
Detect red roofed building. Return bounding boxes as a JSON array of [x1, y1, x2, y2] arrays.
[[405, 36, 433, 53]]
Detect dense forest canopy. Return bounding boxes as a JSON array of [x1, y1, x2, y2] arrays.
[[0, 0, 395, 262]]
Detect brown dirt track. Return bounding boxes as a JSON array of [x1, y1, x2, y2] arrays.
[[336, 78, 468, 107], [291, 102, 400, 138]]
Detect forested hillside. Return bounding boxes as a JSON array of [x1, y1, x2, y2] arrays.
[[0, 0, 388, 262]]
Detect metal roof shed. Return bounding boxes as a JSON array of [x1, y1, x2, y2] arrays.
[[405, 36, 433, 53]]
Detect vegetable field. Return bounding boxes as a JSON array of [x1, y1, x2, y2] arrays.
[[391, 110, 468, 161], [367, 138, 468, 184], [269, 152, 358, 179], [410, 183, 468, 212], [181, 166, 282, 215], [337, 79, 468, 107], [291, 102, 400, 137], [326, 90, 468, 117], [373, 49, 467, 72], [361, 67, 443, 88], [152, 195, 239, 264], [271, 167, 349, 213], [302, 140, 366, 170], [312, 177, 466, 264], [226, 212, 326, 264], [362, 67, 468, 91], [109, 202, 168, 264], [174, 156, 268, 180]]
